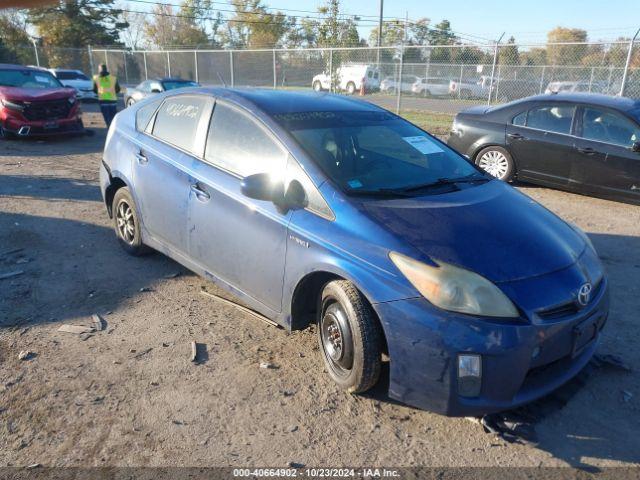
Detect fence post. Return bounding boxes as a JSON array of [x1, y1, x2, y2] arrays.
[[88, 45, 94, 75], [229, 51, 234, 87], [104, 50, 108, 69], [588, 66, 594, 92], [620, 29, 640, 97], [143, 51, 148, 80], [166, 51, 171, 77], [487, 33, 504, 106], [272, 49, 277, 89], [395, 45, 404, 114], [123, 50, 129, 84], [424, 52, 431, 97], [457, 64, 463, 99], [194, 51, 199, 83], [539, 65, 546, 94], [329, 48, 333, 92]]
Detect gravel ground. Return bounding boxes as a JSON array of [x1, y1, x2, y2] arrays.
[[0, 109, 639, 469]]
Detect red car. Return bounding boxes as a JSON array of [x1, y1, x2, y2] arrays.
[[0, 64, 84, 138]]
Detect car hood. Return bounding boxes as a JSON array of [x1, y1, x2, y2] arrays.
[[360, 181, 585, 283], [0, 85, 75, 101]]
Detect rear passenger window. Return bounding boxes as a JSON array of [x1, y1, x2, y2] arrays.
[[135, 98, 162, 132], [526, 105, 575, 134], [152, 95, 209, 152], [205, 102, 287, 177], [512, 111, 526, 126]]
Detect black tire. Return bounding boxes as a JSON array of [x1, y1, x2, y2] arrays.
[[346, 82, 356, 95], [318, 280, 382, 393], [0, 124, 16, 140], [112, 187, 151, 256], [126, 98, 135, 108], [475, 146, 515, 182], [313, 81, 323, 92]]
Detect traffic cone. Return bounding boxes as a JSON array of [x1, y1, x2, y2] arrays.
[[359, 78, 365, 96]]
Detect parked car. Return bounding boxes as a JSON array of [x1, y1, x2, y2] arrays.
[[124, 77, 200, 107], [0, 63, 83, 138], [101, 88, 608, 416], [312, 64, 380, 95], [545, 81, 606, 95], [449, 76, 494, 99], [48, 68, 97, 101], [379, 74, 420, 94], [448, 92, 640, 205], [411, 77, 450, 96]]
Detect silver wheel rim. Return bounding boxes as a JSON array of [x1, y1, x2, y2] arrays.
[[478, 150, 509, 179], [320, 302, 354, 377], [314, 82, 321, 91], [116, 200, 136, 244]]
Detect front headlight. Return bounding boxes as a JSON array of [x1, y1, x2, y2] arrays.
[[389, 252, 519, 318], [1, 98, 25, 111]]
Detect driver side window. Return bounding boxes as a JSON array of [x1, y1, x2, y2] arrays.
[[581, 107, 640, 147]]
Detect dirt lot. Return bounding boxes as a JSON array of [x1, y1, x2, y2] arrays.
[[1, 107, 639, 470]]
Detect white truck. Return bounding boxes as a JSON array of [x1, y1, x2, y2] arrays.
[[312, 64, 381, 95]]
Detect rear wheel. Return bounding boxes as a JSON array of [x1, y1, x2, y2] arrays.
[[112, 187, 151, 256], [318, 280, 382, 393], [313, 81, 323, 92], [475, 146, 515, 181], [346, 82, 356, 95]]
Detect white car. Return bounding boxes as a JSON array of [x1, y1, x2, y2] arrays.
[[411, 77, 451, 96], [380, 75, 420, 94], [312, 64, 380, 95], [545, 81, 606, 94], [49, 69, 97, 101]]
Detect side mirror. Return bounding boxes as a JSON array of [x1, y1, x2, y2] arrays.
[[632, 141, 640, 153], [241, 173, 283, 203], [241, 173, 307, 210]]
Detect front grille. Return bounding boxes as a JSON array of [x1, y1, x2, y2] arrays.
[[537, 279, 603, 320], [22, 99, 72, 121]]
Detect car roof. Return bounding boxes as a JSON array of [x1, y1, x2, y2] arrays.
[[153, 77, 193, 82], [0, 63, 48, 72], [506, 92, 640, 112], [198, 88, 384, 115]]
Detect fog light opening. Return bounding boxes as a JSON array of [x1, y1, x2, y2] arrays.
[[457, 354, 482, 398]]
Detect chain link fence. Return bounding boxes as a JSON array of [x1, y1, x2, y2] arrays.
[[9, 40, 638, 127]]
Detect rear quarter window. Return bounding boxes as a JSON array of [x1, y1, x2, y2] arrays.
[[135, 98, 162, 132], [152, 95, 210, 153]]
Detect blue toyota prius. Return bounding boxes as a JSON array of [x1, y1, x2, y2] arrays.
[[100, 88, 608, 416]]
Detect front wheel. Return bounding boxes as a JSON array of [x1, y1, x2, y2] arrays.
[[475, 146, 515, 181], [112, 187, 151, 256], [126, 98, 135, 107], [313, 81, 323, 92], [318, 280, 382, 393], [346, 82, 356, 95]]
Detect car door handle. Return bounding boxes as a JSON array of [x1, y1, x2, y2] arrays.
[[135, 151, 148, 164], [190, 183, 210, 201], [577, 147, 596, 155], [507, 133, 526, 140]]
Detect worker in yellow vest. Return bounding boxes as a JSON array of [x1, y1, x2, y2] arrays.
[[92, 64, 121, 127]]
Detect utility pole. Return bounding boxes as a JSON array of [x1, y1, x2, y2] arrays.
[[29, 36, 40, 67], [376, 0, 383, 64]]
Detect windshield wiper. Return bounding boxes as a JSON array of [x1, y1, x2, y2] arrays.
[[345, 188, 413, 198], [401, 175, 489, 193]]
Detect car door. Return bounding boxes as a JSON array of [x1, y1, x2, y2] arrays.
[[186, 101, 290, 312], [506, 102, 576, 186], [570, 105, 640, 200], [133, 94, 213, 252]]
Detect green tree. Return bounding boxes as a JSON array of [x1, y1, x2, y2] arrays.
[[547, 27, 588, 65], [0, 10, 32, 64], [428, 20, 457, 63], [219, 0, 291, 48], [499, 36, 520, 65], [29, 0, 126, 68]]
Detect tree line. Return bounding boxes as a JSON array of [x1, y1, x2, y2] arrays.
[[1, 0, 639, 70]]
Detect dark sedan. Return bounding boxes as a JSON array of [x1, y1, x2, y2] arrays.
[[124, 77, 199, 107], [448, 93, 640, 205]]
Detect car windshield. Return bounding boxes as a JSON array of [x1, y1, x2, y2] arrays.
[[0, 69, 63, 89], [276, 110, 485, 196], [55, 71, 89, 81], [162, 80, 199, 90]]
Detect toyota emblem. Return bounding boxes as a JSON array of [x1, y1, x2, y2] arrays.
[[577, 283, 592, 307]]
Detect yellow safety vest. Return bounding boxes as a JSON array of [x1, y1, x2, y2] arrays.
[[93, 74, 117, 101]]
